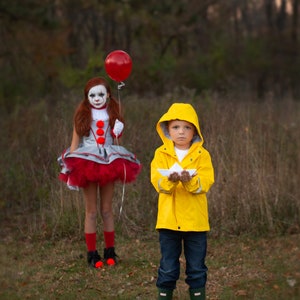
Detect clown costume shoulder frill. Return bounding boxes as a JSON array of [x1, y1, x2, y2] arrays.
[[58, 106, 141, 190]]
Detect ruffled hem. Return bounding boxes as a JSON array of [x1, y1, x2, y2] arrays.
[[58, 157, 141, 188]]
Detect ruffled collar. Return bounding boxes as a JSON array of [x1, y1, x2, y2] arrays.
[[90, 104, 107, 110]]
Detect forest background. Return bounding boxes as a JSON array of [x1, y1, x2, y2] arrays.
[[0, 1, 299, 299], [1, 0, 299, 238], [1, 0, 299, 236]]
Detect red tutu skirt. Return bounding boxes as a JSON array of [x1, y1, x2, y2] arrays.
[[59, 157, 141, 188]]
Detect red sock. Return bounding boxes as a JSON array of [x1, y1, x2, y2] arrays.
[[85, 232, 96, 252], [103, 231, 115, 248]]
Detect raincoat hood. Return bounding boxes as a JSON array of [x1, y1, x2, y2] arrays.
[[156, 103, 203, 149]]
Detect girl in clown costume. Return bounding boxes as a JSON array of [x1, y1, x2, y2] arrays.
[[58, 77, 141, 268]]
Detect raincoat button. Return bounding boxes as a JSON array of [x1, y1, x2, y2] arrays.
[[178, 226, 181, 229]]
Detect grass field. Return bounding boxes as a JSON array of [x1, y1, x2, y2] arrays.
[[1, 218, 299, 300], [0, 92, 299, 299]]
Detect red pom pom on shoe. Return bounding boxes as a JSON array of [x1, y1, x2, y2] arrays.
[[95, 261, 104, 268], [106, 258, 116, 266]]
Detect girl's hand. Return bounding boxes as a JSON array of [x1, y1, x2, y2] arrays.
[[113, 119, 124, 136]]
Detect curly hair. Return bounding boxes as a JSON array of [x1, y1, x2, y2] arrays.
[[74, 77, 124, 137]]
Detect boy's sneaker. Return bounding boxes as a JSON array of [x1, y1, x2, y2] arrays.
[[104, 247, 118, 266], [87, 250, 103, 268]]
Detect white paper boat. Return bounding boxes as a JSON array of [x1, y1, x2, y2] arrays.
[[158, 162, 196, 177]]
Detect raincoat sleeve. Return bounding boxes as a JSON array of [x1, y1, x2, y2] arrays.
[[182, 149, 214, 194], [151, 150, 178, 194]]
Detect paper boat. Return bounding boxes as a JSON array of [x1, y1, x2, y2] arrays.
[[158, 162, 196, 177]]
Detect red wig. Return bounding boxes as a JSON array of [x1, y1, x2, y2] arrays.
[[74, 77, 124, 137]]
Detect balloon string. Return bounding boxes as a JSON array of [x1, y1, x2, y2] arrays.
[[117, 81, 125, 115], [118, 163, 127, 220], [118, 82, 125, 90], [116, 81, 126, 220]]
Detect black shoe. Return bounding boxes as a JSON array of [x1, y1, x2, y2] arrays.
[[87, 250, 103, 268], [104, 247, 118, 265]]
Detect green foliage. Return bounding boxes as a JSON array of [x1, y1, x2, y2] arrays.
[[58, 51, 106, 89], [2, 0, 300, 107]]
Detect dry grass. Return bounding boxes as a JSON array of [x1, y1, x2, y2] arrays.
[[32, 91, 298, 238], [0, 92, 299, 233]]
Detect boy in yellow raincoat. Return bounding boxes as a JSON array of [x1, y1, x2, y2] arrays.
[[151, 103, 214, 299]]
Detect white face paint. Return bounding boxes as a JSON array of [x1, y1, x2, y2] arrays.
[[88, 85, 108, 108]]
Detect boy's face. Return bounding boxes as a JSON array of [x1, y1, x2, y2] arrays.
[[168, 120, 195, 150]]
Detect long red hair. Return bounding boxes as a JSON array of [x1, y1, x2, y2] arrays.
[[74, 77, 124, 137]]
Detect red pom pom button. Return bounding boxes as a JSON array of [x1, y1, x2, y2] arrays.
[[96, 120, 104, 128], [97, 137, 105, 144], [96, 128, 104, 135]]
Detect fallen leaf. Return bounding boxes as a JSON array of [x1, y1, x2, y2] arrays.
[[287, 278, 296, 287], [235, 289, 247, 296]]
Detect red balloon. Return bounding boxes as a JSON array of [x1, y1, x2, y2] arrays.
[[105, 50, 132, 82]]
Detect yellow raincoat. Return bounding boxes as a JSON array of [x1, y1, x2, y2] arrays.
[[151, 103, 214, 231]]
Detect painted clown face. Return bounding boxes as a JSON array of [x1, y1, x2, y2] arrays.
[[88, 85, 109, 108]]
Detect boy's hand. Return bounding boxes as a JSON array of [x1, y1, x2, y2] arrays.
[[168, 172, 180, 182], [180, 170, 192, 182]]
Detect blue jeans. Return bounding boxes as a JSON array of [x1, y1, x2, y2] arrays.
[[156, 229, 207, 290]]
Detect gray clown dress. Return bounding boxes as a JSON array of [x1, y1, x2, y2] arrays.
[[58, 108, 141, 189]]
